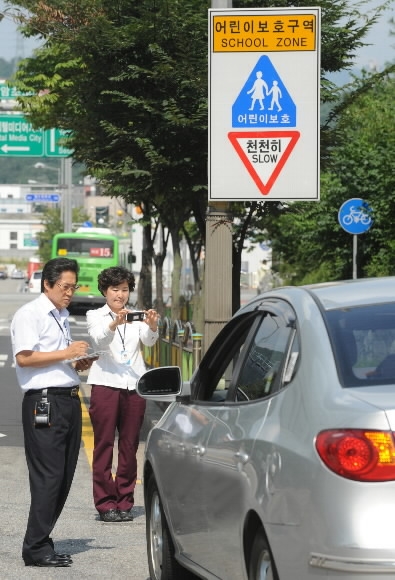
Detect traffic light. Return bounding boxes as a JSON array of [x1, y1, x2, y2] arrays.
[[95, 206, 109, 225]]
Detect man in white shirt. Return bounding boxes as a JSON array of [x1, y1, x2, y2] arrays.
[[11, 257, 95, 567]]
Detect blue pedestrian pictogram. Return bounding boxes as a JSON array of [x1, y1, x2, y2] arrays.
[[338, 198, 373, 235], [232, 55, 296, 128]]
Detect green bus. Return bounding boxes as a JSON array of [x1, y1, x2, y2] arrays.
[[51, 228, 132, 310]]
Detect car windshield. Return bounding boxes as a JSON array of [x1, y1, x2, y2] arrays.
[[325, 302, 395, 387]]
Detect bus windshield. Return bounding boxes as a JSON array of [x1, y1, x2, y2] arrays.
[[55, 237, 114, 258]]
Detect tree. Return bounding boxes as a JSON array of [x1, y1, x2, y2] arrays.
[[36, 206, 89, 262], [329, 70, 395, 278], [258, 70, 395, 284], [6, 0, 391, 314]]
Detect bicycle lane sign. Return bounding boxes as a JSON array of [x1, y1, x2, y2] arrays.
[[338, 198, 373, 235]]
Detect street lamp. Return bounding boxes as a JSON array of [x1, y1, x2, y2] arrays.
[[33, 159, 73, 232], [33, 162, 61, 185], [33, 161, 72, 231]]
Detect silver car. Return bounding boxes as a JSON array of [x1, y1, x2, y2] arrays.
[[28, 270, 42, 293], [137, 277, 395, 580]]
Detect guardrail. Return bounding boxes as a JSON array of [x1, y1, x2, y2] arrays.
[[142, 317, 203, 381]]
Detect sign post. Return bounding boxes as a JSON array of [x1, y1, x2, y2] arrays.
[[338, 198, 373, 279], [209, 7, 320, 201], [203, 0, 234, 355]]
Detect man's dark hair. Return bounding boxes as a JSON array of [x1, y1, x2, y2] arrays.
[[41, 258, 79, 292], [98, 266, 135, 295]]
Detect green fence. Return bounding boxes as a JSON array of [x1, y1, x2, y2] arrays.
[[142, 317, 203, 381]]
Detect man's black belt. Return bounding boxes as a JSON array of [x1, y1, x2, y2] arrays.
[[25, 386, 79, 397]]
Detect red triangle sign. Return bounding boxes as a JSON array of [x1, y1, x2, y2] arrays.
[[228, 131, 300, 196]]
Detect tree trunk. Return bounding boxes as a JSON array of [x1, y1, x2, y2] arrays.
[[153, 253, 165, 317], [232, 243, 242, 315], [170, 228, 181, 321], [138, 222, 153, 309], [192, 269, 205, 335]]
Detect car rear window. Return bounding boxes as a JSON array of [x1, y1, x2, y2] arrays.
[[325, 302, 395, 387]]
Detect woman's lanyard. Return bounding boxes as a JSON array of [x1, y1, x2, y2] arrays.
[[108, 313, 129, 363], [51, 311, 72, 345]]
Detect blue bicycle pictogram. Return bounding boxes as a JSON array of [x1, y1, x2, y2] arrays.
[[342, 206, 371, 227], [338, 198, 373, 235]]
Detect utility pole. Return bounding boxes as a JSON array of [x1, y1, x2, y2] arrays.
[[61, 157, 73, 232], [204, 0, 233, 353]]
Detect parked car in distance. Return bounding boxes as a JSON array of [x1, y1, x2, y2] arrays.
[[0, 270, 7, 279], [28, 270, 42, 293], [137, 277, 395, 580], [11, 269, 25, 279]]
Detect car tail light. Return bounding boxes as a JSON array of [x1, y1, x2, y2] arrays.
[[315, 429, 395, 481]]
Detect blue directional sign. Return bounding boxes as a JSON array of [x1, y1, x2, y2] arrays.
[[338, 198, 373, 235], [26, 193, 60, 203], [232, 55, 296, 128]]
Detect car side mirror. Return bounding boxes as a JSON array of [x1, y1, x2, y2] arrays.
[[137, 366, 184, 402]]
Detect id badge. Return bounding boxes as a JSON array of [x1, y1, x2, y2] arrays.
[[120, 350, 130, 365]]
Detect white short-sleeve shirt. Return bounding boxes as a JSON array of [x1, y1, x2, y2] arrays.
[[11, 293, 80, 392]]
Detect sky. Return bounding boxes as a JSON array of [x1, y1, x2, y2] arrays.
[[0, 0, 393, 70]]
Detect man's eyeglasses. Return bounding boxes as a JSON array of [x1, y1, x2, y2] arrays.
[[56, 282, 80, 293]]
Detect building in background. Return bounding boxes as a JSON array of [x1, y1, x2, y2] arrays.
[[0, 178, 269, 292]]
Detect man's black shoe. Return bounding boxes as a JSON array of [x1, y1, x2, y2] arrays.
[[56, 553, 72, 561], [119, 508, 134, 522], [99, 509, 122, 522], [25, 554, 72, 567]]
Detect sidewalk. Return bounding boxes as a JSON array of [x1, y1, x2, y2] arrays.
[[1, 382, 150, 580]]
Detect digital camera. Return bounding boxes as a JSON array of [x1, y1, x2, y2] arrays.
[[126, 311, 145, 322]]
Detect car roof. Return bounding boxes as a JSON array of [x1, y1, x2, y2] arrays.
[[302, 277, 395, 310], [240, 277, 395, 315]]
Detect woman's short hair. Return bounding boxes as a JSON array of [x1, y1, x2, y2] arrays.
[[98, 266, 136, 295]]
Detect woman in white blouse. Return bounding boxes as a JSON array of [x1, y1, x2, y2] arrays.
[[86, 266, 159, 523]]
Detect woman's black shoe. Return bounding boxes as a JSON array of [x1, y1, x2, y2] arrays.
[[119, 508, 134, 521], [99, 509, 122, 522]]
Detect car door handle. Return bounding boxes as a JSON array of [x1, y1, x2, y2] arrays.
[[234, 451, 249, 464]]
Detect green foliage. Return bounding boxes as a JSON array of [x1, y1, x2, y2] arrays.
[[9, 0, 385, 217], [3, 0, 393, 298], [36, 206, 89, 262], [260, 71, 395, 283], [36, 207, 62, 262]]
